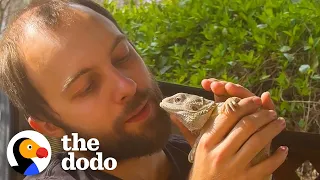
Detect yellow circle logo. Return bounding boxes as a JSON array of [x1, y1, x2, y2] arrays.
[[7, 130, 52, 176]]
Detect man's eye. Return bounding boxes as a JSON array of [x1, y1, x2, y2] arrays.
[[76, 82, 94, 97], [115, 51, 131, 65]]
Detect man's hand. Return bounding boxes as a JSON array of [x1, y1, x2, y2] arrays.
[[169, 78, 287, 179], [171, 78, 275, 145], [188, 96, 287, 180]]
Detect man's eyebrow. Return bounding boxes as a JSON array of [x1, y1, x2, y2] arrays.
[[61, 68, 91, 93]]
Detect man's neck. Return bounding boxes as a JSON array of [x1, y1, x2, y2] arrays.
[[73, 150, 172, 180]]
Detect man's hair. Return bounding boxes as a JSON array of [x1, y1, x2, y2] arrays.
[[0, 0, 125, 124]]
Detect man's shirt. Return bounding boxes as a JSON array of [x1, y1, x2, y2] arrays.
[[24, 134, 192, 180]]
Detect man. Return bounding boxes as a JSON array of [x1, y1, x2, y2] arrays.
[[0, 0, 288, 179]]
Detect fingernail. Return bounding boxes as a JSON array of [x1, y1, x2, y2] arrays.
[[280, 146, 288, 154], [278, 117, 286, 127]]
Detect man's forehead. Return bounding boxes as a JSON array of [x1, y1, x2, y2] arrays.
[[18, 2, 122, 89], [19, 2, 121, 62], [69, 3, 121, 34], [17, 2, 119, 36], [69, 2, 120, 31]]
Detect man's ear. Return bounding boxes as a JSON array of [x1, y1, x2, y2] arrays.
[[27, 116, 65, 138]]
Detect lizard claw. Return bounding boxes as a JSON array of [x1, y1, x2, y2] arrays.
[[221, 97, 241, 115], [228, 100, 238, 111]]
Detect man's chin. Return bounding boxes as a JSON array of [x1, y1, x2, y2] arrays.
[[124, 109, 171, 145]]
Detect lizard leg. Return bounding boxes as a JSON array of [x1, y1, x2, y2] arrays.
[[220, 97, 241, 114], [188, 135, 201, 163]]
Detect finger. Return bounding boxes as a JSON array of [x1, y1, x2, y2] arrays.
[[261, 92, 275, 110], [202, 79, 258, 103], [224, 82, 255, 98], [170, 114, 196, 146], [210, 82, 230, 102], [219, 109, 278, 158], [201, 78, 227, 92], [200, 96, 262, 150], [201, 79, 229, 102], [233, 117, 286, 167], [248, 146, 288, 178]]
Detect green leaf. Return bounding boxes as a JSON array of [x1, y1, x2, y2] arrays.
[[311, 74, 320, 80], [280, 101, 290, 111], [276, 72, 289, 88], [283, 31, 292, 36], [291, 0, 301, 4], [283, 53, 295, 61], [190, 74, 200, 85], [260, 74, 271, 80], [298, 64, 310, 73], [308, 36, 314, 46], [304, 46, 311, 51], [314, 37, 320, 47], [160, 65, 172, 75], [222, 28, 228, 36], [311, 55, 319, 71], [257, 24, 268, 29], [298, 119, 305, 128], [280, 46, 291, 53]]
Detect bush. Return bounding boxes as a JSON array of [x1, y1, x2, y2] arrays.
[[103, 0, 320, 133]]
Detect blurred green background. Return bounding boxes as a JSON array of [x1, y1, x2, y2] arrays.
[[102, 0, 320, 134]]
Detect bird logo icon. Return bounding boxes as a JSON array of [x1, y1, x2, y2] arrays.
[[7, 130, 52, 176]]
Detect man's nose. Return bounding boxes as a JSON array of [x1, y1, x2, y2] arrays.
[[111, 69, 137, 104]]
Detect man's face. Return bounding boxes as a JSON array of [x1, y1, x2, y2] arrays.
[[19, 4, 171, 161]]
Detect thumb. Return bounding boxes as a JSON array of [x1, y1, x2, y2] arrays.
[[170, 114, 196, 146]]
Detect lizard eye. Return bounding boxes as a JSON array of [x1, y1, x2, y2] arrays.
[[175, 97, 181, 103]]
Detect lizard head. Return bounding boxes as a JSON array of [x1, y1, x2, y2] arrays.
[[159, 93, 217, 132]]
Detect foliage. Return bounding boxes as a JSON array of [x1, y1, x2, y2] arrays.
[[103, 0, 320, 133]]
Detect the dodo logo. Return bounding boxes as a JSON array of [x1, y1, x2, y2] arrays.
[[7, 130, 51, 176]]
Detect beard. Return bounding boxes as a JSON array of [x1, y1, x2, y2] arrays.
[[60, 77, 172, 162]]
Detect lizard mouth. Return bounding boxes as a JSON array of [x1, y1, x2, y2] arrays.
[[159, 102, 187, 113], [159, 101, 216, 115]]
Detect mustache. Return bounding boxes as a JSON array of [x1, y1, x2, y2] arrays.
[[115, 88, 151, 124], [125, 89, 149, 114]]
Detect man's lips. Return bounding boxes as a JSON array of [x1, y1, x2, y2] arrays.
[[125, 100, 150, 123]]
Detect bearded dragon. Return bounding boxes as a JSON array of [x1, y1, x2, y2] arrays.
[[159, 93, 272, 179]]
